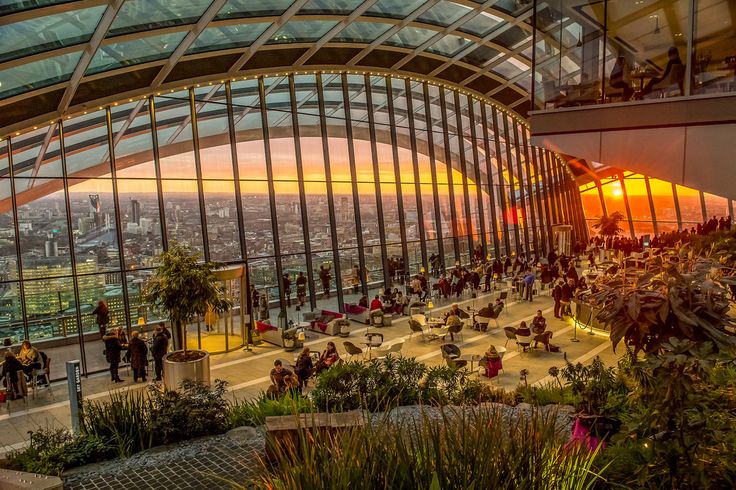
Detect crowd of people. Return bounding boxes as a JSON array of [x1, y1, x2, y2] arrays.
[[267, 341, 340, 396]]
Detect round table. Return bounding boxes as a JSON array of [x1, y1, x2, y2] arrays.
[[458, 354, 483, 374]]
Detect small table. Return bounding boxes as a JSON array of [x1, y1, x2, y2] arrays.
[[427, 318, 445, 328], [458, 354, 483, 374]]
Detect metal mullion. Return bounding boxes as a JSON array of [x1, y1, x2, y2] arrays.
[[467, 99, 487, 258], [223, 82, 253, 345], [439, 89, 461, 263], [699, 191, 707, 222], [490, 105, 511, 254], [5, 138, 28, 338], [575, 184, 590, 241], [644, 176, 658, 236], [510, 121, 530, 254], [479, 103, 500, 256], [385, 77, 409, 275], [729, 200, 734, 222], [501, 114, 521, 253], [148, 97, 169, 252], [619, 175, 636, 239], [422, 82, 445, 265], [288, 75, 317, 311], [453, 91, 475, 261], [530, 146, 547, 252], [315, 73, 344, 311], [105, 107, 132, 330], [58, 122, 89, 376], [531, 0, 538, 109], [188, 88, 210, 262], [364, 74, 390, 288], [535, 147, 553, 245], [404, 78, 427, 269], [672, 183, 683, 230], [569, 178, 586, 243], [340, 73, 368, 296], [259, 77, 286, 317], [547, 151, 563, 224], [520, 130, 539, 254], [561, 166, 576, 233]]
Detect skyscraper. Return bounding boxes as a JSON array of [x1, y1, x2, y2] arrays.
[[131, 199, 141, 225]]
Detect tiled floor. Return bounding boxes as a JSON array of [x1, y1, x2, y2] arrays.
[[0, 287, 620, 457]]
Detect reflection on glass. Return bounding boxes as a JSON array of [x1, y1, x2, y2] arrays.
[[109, 0, 212, 36], [0, 50, 82, 99], [87, 32, 186, 75]]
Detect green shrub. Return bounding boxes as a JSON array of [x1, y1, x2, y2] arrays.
[[4, 427, 114, 476], [148, 379, 230, 445], [81, 389, 154, 457], [253, 407, 604, 490], [516, 382, 578, 406], [229, 392, 314, 427]]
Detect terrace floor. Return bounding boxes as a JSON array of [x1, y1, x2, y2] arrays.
[[0, 287, 620, 457]]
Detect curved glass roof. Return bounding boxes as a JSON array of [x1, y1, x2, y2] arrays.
[[0, 0, 538, 134]]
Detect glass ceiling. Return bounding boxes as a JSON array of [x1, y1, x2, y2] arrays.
[[0, 0, 536, 117]]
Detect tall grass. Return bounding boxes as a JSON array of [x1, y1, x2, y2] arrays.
[[253, 407, 605, 490]]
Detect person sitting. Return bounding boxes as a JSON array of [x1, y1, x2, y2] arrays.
[[609, 55, 634, 101], [315, 341, 339, 374], [358, 294, 368, 308], [392, 291, 408, 316], [1, 351, 25, 399], [369, 295, 384, 313], [516, 321, 531, 337], [294, 347, 314, 391], [444, 303, 468, 321], [17, 340, 41, 379], [482, 345, 503, 378], [532, 310, 547, 335], [268, 360, 297, 397], [642, 46, 684, 97]]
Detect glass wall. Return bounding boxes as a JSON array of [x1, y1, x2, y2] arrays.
[[579, 172, 733, 238], [0, 71, 575, 378], [534, 0, 735, 108]]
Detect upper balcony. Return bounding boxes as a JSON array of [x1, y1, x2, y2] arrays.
[[528, 0, 736, 200]]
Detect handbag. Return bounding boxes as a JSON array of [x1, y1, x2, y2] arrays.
[[0, 390, 6, 403]]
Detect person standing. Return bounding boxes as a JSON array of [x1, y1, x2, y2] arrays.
[[319, 265, 331, 299], [351, 265, 361, 294], [282, 273, 292, 308], [103, 327, 126, 383], [296, 271, 307, 307], [151, 324, 169, 382], [523, 269, 535, 302], [128, 331, 148, 383], [92, 300, 109, 338], [552, 280, 563, 319]]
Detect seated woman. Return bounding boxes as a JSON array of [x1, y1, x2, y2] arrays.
[[1, 351, 25, 399], [17, 340, 41, 378], [294, 347, 314, 391], [315, 341, 339, 374], [516, 321, 532, 337], [482, 345, 503, 378], [392, 291, 408, 315]]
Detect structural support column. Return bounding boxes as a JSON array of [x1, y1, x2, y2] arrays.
[[315, 73, 344, 311], [258, 77, 286, 317], [479, 103, 501, 256], [501, 114, 521, 253], [404, 78, 428, 269], [619, 175, 636, 239], [341, 74, 368, 296], [288, 75, 317, 311], [364, 74, 390, 289], [644, 176, 658, 236], [385, 77, 410, 276], [5, 139, 29, 339], [490, 106, 511, 255], [453, 91, 474, 260], [439, 89, 461, 263], [148, 98, 169, 252], [422, 83, 445, 267], [188, 89, 210, 262], [468, 99, 487, 258]]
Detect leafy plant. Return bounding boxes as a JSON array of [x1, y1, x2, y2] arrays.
[[143, 242, 231, 352], [229, 392, 314, 427], [560, 355, 626, 416], [253, 408, 606, 490], [592, 211, 624, 237], [592, 253, 736, 354]]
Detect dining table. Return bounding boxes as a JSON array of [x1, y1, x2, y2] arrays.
[[458, 354, 483, 374]]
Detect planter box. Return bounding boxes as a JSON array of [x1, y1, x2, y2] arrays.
[[163, 350, 210, 390]]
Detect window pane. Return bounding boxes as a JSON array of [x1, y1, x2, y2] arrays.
[[0, 50, 82, 99], [109, 0, 212, 36], [87, 32, 186, 75]]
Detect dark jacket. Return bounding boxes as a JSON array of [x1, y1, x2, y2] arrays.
[[561, 284, 574, 302], [552, 284, 562, 302], [295, 354, 313, 376], [128, 337, 148, 370], [1, 357, 23, 384], [152, 332, 169, 359], [92, 305, 109, 326], [103, 333, 125, 363]]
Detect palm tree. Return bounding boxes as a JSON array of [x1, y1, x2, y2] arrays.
[[592, 211, 625, 237], [143, 242, 230, 356]]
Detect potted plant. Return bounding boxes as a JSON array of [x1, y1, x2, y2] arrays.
[[143, 242, 231, 389], [282, 328, 297, 351]]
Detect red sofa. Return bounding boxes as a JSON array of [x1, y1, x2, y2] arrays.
[[344, 303, 370, 324], [310, 310, 346, 335]]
